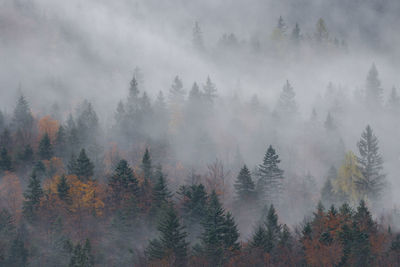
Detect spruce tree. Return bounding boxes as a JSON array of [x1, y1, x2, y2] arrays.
[[57, 175, 71, 204], [256, 145, 284, 205], [387, 86, 400, 112], [356, 125, 385, 200], [315, 18, 329, 42], [234, 165, 256, 203], [201, 191, 226, 266], [169, 76, 185, 105], [324, 112, 336, 131], [108, 159, 139, 206], [22, 172, 44, 222], [141, 148, 152, 182], [18, 145, 33, 164], [38, 133, 53, 160], [152, 167, 172, 210], [365, 63, 383, 108], [250, 224, 268, 250], [264, 205, 282, 253], [193, 21, 204, 51], [75, 149, 94, 181], [321, 166, 339, 207], [203, 76, 217, 104], [147, 205, 188, 267], [12, 95, 33, 133], [275, 80, 297, 116], [55, 125, 67, 157], [222, 212, 240, 252], [69, 239, 94, 267], [0, 148, 12, 171], [7, 237, 28, 267], [291, 23, 301, 44], [0, 129, 12, 152]]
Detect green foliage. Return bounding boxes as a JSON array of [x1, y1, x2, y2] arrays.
[[108, 159, 139, 206], [141, 148, 153, 182], [57, 175, 71, 204], [146, 205, 188, 267], [234, 165, 257, 203], [38, 132, 53, 160], [71, 149, 94, 181], [22, 172, 44, 222]]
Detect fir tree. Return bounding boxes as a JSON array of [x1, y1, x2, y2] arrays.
[[75, 149, 94, 181], [193, 21, 204, 51], [0, 129, 12, 152], [108, 159, 139, 206], [365, 63, 383, 108], [321, 166, 339, 207], [356, 125, 385, 201], [250, 224, 268, 250], [69, 239, 94, 267], [0, 148, 12, 171], [55, 125, 67, 157], [203, 76, 217, 104], [22, 172, 44, 222], [169, 76, 185, 105], [141, 148, 153, 182], [256, 145, 284, 205], [38, 132, 53, 160], [6, 237, 28, 267], [18, 144, 33, 164], [315, 18, 329, 42], [146, 205, 188, 267], [387, 86, 400, 112], [152, 167, 172, 210], [234, 165, 256, 203], [12, 95, 33, 133], [222, 212, 240, 252], [275, 80, 297, 116], [57, 175, 71, 204], [291, 23, 301, 44], [201, 191, 226, 266], [324, 112, 336, 131]]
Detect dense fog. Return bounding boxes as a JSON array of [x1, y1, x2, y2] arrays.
[[1, 0, 400, 266]]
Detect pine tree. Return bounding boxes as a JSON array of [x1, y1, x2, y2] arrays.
[[256, 145, 284, 205], [203, 76, 217, 104], [6, 237, 28, 267], [169, 76, 185, 105], [356, 125, 385, 201], [152, 167, 172, 210], [75, 149, 94, 181], [275, 80, 297, 116], [22, 172, 44, 222], [38, 132, 53, 160], [222, 212, 240, 252], [264, 205, 282, 253], [69, 239, 94, 267], [315, 18, 329, 43], [108, 159, 139, 206], [178, 183, 208, 225], [250, 224, 268, 250], [141, 148, 153, 182], [291, 23, 301, 44], [0, 148, 12, 171], [365, 63, 383, 108], [55, 126, 67, 157], [321, 166, 338, 207], [12, 95, 33, 133], [201, 191, 226, 266], [234, 165, 256, 203], [57, 175, 71, 204], [387, 86, 400, 113], [193, 21, 204, 51], [147, 205, 188, 267]]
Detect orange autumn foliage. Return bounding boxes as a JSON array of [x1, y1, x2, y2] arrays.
[[38, 115, 59, 141], [0, 172, 23, 218]]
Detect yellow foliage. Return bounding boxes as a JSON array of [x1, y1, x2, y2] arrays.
[[333, 151, 363, 205]]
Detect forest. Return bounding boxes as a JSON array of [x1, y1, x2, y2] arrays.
[[2, 0, 400, 266]]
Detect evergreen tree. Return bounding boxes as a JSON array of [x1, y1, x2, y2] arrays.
[[0, 148, 12, 171], [22, 172, 44, 222], [146, 205, 188, 267], [108, 159, 139, 206], [275, 80, 297, 116], [69, 239, 94, 267], [0, 129, 12, 152], [324, 112, 336, 131], [201, 191, 226, 266], [169, 76, 185, 105], [291, 23, 301, 44], [193, 21, 204, 51], [67, 154, 78, 175], [55, 126, 67, 157], [18, 144, 33, 164], [256, 145, 284, 205], [38, 133, 53, 160], [75, 149, 94, 181], [152, 167, 172, 210], [141, 148, 153, 182], [76, 101, 99, 144], [315, 18, 329, 43], [356, 125, 385, 201], [57, 175, 71, 204], [387, 86, 400, 112], [250, 224, 268, 250], [6, 237, 28, 267], [222, 212, 240, 252], [321, 166, 339, 207], [12, 95, 33, 133], [365, 63, 383, 108], [203, 76, 217, 104], [178, 183, 208, 224], [234, 165, 256, 203], [264, 205, 282, 253]]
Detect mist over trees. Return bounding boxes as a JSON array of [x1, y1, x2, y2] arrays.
[[1, 0, 400, 266]]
